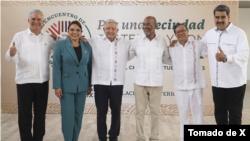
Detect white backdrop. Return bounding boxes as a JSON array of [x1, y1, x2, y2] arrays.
[[1, 1, 239, 115], [238, 8, 250, 80]]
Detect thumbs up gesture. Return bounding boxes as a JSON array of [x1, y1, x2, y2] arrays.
[[10, 42, 17, 56], [215, 47, 226, 62]]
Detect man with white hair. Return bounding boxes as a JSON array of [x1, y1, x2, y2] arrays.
[[5, 9, 56, 141], [88, 19, 131, 141]]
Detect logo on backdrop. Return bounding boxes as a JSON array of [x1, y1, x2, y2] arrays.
[[41, 12, 92, 66]]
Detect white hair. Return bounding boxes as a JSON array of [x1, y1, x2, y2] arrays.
[[104, 19, 118, 28], [28, 9, 44, 19]]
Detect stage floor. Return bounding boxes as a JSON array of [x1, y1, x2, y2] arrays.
[[1, 109, 250, 141], [1, 81, 250, 141]]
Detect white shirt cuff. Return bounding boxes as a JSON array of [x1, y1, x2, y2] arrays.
[[227, 55, 233, 63]]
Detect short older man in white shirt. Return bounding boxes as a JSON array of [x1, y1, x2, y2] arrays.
[[88, 19, 131, 141], [5, 9, 56, 141], [202, 5, 249, 125], [129, 16, 170, 141], [169, 23, 207, 141]]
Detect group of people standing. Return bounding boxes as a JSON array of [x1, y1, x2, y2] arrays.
[[5, 4, 249, 141]]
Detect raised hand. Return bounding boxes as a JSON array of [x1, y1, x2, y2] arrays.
[[169, 40, 178, 47], [55, 88, 63, 98], [215, 47, 226, 62], [10, 42, 17, 56]]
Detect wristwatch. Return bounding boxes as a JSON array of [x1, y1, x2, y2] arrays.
[[223, 55, 227, 63]]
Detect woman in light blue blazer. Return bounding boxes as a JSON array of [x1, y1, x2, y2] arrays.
[[53, 20, 92, 141]]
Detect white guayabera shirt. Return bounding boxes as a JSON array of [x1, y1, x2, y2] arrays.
[[88, 35, 132, 85], [168, 39, 207, 90], [201, 22, 249, 88], [5, 28, 56, 84], [129, 34, 170, 87]]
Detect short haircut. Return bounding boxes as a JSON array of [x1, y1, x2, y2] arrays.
[[104, 19, 118, 28], [151, 16, 157, 24], [68, 20, 82, 31], [145, 16, 157, 24], [213, 5, 230, 16], [173, 23, 188, 34], [28, 9, 44, 19]]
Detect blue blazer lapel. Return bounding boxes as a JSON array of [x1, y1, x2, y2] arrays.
[[66, 38, 80, 65], [80, 41, 87, 64]]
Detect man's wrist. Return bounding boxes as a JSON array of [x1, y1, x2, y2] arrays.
[[223, 55, 227, 63]]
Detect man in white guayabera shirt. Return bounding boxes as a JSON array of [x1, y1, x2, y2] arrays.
[[5, 9, 56, 141], [168, 23, 207, 141], [202, 5, 249, 125], [129, 16, 170, 141], [88, 19, 131, 141], [56, 19, 131, 141]]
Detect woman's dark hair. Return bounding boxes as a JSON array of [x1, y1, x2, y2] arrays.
[[213, 5, 230, 16], [68, 20, 82, 31]]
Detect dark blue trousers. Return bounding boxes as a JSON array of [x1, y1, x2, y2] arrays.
[[94, 85, 123, 141]]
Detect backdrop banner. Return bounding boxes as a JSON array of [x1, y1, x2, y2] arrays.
[[1, 0, 239, 115]]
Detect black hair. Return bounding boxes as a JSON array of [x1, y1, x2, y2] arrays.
[[68, 20, 82, 31], [173, 23, 188, 34], [213, 5, 230, 16]]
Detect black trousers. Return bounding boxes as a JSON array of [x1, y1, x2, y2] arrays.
[[212, 84, 246, 125], [94, 85, 123, 141], [16, 81, 49, 141]]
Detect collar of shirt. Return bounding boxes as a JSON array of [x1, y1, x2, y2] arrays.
[[176, 38, 192, 47], [102, 35, 119, 43], [141, 33, 159, 41], [214, 22, 233, 33], [27, 28, 45, 36]]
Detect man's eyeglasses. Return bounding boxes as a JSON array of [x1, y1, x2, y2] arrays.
[[176, 29, 187, 34]]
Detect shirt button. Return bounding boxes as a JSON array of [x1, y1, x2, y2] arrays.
[[76, 72, 79, 74], [77, 65, 79, 67]]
